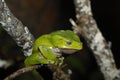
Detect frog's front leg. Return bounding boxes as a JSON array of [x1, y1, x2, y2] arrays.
[[39, 46, 64, 66], [24, 52, 50, 66], [51, 48, 62, 57], [49, 48, 64, 66]]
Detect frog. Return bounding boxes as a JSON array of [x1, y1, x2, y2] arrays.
[[24, 30, 82, 66]]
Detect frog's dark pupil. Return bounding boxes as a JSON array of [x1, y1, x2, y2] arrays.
[[66, 42, 72, 45]]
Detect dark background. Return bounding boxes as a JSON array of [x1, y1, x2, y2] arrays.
[[0, 0, 120, 80]]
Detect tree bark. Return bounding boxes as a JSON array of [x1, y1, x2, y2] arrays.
[[0, 0, 34, 56], [73, 0, 120, 80]]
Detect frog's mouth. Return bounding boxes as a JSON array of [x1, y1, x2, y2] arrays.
[[60, 48, 78, 54]]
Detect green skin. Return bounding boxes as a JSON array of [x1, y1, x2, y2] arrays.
[[24, 30, 82, 66]]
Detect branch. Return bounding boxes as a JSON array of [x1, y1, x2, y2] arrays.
[[4, 65, 41, 80], [73, 0, 120, 80], [0, 0, 34, 56], [4, 64, 71, 80]]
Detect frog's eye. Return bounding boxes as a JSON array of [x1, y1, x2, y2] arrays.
[[66, 42, 72, 45]]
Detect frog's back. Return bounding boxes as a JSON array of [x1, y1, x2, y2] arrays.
[[33, 34, 53, 52], [50, 30, 80, 42]]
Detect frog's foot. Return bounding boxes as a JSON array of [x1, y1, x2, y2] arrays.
[[51, 48, 62, 57]]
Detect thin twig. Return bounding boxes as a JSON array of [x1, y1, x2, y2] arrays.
[[4, 65, 41, 80], [73, 0, 120, 80], [48, 64, 72, 80]]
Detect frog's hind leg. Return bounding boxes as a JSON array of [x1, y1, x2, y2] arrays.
[[24, 52, 49, 66]]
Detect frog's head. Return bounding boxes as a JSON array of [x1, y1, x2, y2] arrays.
[[51, 30, 82, 54]]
